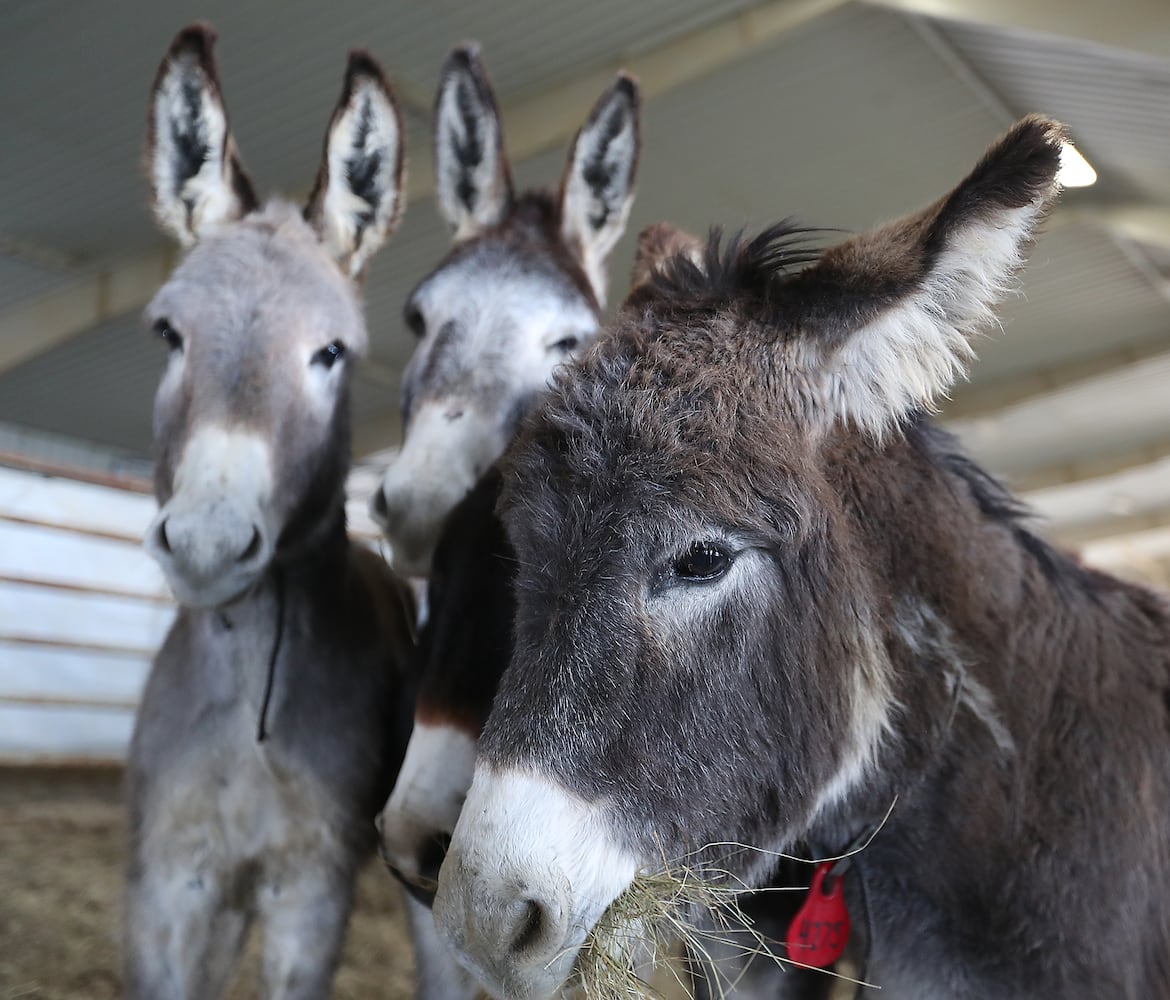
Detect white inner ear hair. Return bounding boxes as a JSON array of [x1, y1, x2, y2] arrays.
[[563, 111, 637, 306], [436, 76, 504, 240], [818, 195, 1050, 439], [322, 83, 400, 279], [152, 63, 233, 245]]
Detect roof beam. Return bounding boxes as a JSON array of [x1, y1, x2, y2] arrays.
[[943, 335, 1170, 422], [1050, 507, 1170, 548], [1052, 203, 1170, 255], [1006, 436, 1170, 494], [868, 0, 1170, 59], [0, 250, 177, 374], [1080, 526, 1170, 578], [0, 0, 849, 382]]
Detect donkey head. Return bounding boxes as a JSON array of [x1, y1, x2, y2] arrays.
[[432, 117, 1067, 998], [143, 25, 403, 608], [371, 45, 640, 578]]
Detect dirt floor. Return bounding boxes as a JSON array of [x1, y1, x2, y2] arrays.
[[0, 766, 416, 1000]]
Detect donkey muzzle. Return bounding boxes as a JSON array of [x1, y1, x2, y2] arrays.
[[146, 500, 272, 609]]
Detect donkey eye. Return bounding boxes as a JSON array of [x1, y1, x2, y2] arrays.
[[550, 335, 580, 353], [312, 340, 347, 369], [673, 543, 732, 582], [153, 318, 183, 352]]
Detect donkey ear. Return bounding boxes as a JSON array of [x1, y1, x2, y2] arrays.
[[433, 45, 512, 240], [305, 51, 405, 279], [629, 222, 704, 290], [560, 74, 641, 307], [147, 24, 257, 245], [781, 115, 1066, 437]]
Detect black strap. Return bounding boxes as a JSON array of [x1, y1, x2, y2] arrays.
[[256, 566, 285, 743]]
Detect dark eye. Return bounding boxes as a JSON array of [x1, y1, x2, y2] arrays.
[[405, 305, 425, 339], [673, 543, 732, 582], [153, 318, 182, 352], [312, 340, 347, 368], [550, 335, 580, 353]]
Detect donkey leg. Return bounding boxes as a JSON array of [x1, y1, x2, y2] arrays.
[[124, 860, 249, 999], [258, 868, 354, 1000], [405, 893, 481, 1000]]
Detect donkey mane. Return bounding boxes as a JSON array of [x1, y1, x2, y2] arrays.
[[624, 221, 828, 316]]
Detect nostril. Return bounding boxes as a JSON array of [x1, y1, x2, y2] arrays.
[[510, 899, 547, 956], [417, 832, 452, 886], [240, 526, 262, 563], [371, 487, 388, 521], [155, 518, 172, 554]]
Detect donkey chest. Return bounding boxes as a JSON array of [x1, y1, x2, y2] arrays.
[[145, 651, 349, 858], [142, 740, 346, 898]]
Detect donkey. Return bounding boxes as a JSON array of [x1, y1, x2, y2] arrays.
[[369, 44, 640, 580], [125, 27, 415, 998], [432, 116, 1170, 1000]]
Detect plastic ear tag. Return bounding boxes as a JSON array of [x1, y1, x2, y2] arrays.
[[785, 862, 850, 967]]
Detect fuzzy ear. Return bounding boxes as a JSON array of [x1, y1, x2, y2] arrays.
[[147, 24, 257, 245], [560, 74, 641, 307], [433, 44, 512, 240], [779, 115, 1066, 437], [305, 51, 405, 279], [628, 222, 704, 291]]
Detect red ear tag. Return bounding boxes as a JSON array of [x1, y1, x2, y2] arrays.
[[785, 862, 851, 967]]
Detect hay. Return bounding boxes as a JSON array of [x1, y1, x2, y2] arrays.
[[571, 809, 898, 1000], [570, 844, 800, 1000]]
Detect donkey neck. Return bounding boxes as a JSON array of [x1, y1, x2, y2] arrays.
[[810, 419, 1170, 992], [807, 416, 1153, 833], [190, 503, 352, 719]]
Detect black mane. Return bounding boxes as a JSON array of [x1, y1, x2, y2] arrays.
[[631, 221, 831, 314]]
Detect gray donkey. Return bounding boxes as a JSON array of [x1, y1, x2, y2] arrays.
[[371, 45, 640, 1000], [434, 116, 1170, 1000], [374, 39, 639, 879], [125, 26, 415, 998], [370, 44, 640, 579]]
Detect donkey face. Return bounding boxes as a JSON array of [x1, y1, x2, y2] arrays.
[[432, 117, 1066, 999], [143, 27, 403, 608], [372, 46, 639, 578]]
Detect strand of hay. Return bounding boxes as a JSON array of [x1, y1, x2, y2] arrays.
[[570, 801, 898, 1000]]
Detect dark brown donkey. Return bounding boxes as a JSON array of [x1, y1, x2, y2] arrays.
[[433, 116, 1170, 1000], [126, 28, 414, 998]]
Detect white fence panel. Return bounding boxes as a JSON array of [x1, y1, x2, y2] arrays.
[[0, 581, 172, 654], [0, 703, 136, 762], [0, 642, 150, 706], [0, 521, 169, 600], [0, 462, 168, 762]]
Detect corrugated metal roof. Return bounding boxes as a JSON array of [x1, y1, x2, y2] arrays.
[[938, 17, 1170, 203]]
